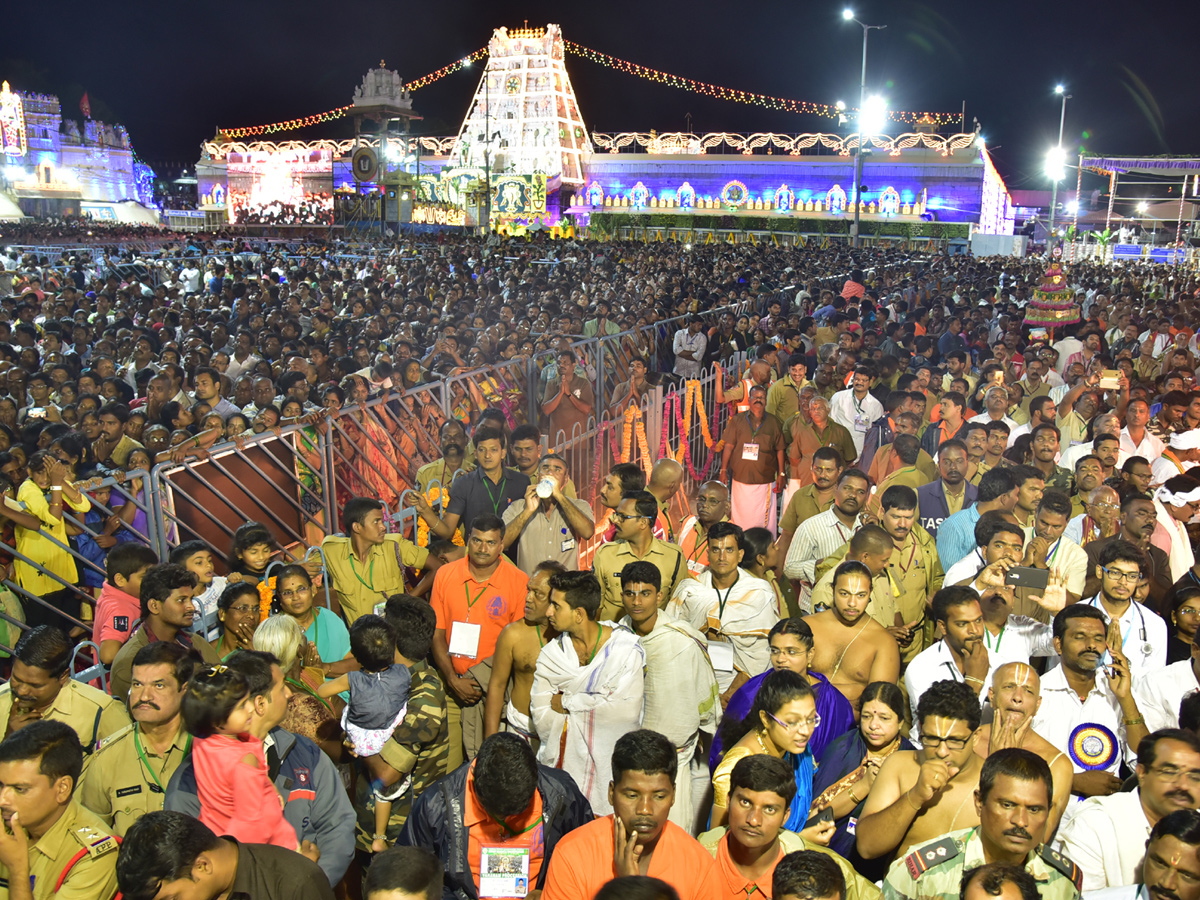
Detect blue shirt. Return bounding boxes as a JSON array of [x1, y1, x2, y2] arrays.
[[935, 504, 982, 567]]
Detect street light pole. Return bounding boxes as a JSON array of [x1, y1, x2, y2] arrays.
[[1048, 85, 1071, 242], [844, 9, 885, 249]]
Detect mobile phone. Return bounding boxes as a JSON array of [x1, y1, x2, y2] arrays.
[[804, 806, 836, 830], [1099, 369, 1120, 390], [27, 408, 45, 419], [1004, 566, 1049, 591]]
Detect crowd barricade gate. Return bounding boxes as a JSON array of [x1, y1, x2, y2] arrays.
[[148, 422, 334, 570], [70, 640, 108, 691], [441, 356, 534, 432]]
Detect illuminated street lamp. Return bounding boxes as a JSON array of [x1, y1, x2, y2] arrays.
[[1047, 84, 1072, 242], [843, 9, 887, 247]]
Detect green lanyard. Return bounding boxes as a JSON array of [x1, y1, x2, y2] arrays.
[[489, 811, 543, 839], [466, 583, 489, 612], [134, 726, 191, 793], [482, 473, 508, 515], [350, 554, 376, 591], [746, 413, 764, 440]]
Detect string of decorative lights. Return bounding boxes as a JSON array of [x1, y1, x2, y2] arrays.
[[218, 38, 961, 139], [563, 41, 959, 126], [217, 47, 488, 139]]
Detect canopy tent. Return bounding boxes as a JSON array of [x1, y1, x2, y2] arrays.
[[1077, 154, 1200, 236]]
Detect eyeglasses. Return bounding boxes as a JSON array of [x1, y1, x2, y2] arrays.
[[610, 511, 650, 524], [767, 711, 820, 732], [919, 734, 971, 751], [1147, 765, 1200, 785], [770, 647, 808, 659], [226, 604, 259, 614], [1179, 606, 1200, 617], [1100, 566, 1142, 584]]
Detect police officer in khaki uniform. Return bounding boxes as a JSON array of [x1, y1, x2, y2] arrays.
[[0, 627, 129, 754], [882, 748, 1081, 900], [78, 643, 195, 836], [0, 721, 119, 900]]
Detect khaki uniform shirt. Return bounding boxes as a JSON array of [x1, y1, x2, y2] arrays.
[[765, 374, 805, 429], [779, 485, 836, 534], [883, 827, 1081, 900], [321, 534, 429, 623], [0, 799, 119, 900], [78, 723, 191, 836], [0, 681, 130, 755], [109, 626, 221, 704], [592, 538, 687, 622]]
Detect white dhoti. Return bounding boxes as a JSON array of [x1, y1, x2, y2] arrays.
[[730, 480, 777, 533], [503, 698, 535, 741], [531, 624, 646, 815]]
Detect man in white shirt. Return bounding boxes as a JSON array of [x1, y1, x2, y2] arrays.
[[1058, 729, 1200, 891], [672, 317, 707, 379], [1061, 412, 1124, 471], [1022, 490, 1089, 602], [1032, 604, 1149, 818], [1121, 399, 1166, 462], [1082, 540, 1170, 677], [904, 586, 994, 742], [1135, 634, 1200, 732], [830, 363, 885, 456], [669, 522, 777, 700], [1080, 809, 1200, 900], [783, 468, 869, 611]]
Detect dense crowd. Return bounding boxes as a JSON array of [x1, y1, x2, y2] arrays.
[[0, 230, 1198, 900]]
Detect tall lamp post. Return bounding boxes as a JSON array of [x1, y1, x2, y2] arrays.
[[843, 8, 886, 248], [1046, 84, 1071, 245]]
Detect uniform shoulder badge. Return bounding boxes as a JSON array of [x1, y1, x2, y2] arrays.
[[73, 825, 118, 858], [1039, 845, 1083, 891], [903, 836, 960, 879], [95, 723, 135, 752]]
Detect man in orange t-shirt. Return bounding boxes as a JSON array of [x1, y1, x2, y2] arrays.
[[431, 514, 528, 768], [542, 730, 721, 900]]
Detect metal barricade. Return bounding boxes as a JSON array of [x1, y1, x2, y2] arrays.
[[149, 421, 333, 566], [0, 470, 153, 641]]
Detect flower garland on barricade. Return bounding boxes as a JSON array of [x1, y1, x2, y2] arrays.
[[658, 381, 722, 481], [590, 406, 653, 534], [256, 576, 277, 622]]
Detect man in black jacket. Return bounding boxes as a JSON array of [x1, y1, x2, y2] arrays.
[[398, 733, 592, 900]]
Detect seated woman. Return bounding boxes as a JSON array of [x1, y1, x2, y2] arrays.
[[272, 564, 353, 671], [213, 583, 262, 660], [710, 669, 827, 842], [710, 618, 854, 769], [808, 681, 912, 883]]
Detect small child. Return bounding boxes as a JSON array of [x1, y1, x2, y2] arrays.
[[183, 664, 299, 850], [171, 540, 228, 640], [229, 521, 276, 586], [94, 543, 158, 664], [318, 615, 410, 853]]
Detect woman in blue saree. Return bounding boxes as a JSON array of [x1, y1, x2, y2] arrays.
[[808, 681, 912, 882], [709, 670, 827, 838]]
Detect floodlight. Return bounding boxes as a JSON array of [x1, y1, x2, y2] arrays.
[[860, 95, 888, 134], [843, 9, 855, 20], [1044, 146, 1066, 181]]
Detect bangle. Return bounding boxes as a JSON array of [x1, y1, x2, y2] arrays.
[[1124, 716, 1145, 726], [372, 833, 388, 841], [965, 676, 985, 685], [848, 789, 860, 804], [904, 790, 923, 811], [50, 486, 62, 492]]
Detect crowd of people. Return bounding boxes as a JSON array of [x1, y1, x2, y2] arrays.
[[228, 190, 335, 226], [0, 229, 1198, 900]]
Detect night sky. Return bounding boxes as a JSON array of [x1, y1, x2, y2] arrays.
[[5, 0, 1198, 202]]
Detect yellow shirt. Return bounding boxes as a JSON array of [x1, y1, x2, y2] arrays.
[[15, 480, 90, 593], [0, 681, 129, 755], [0, 799, 118, 900], [78, 723, 191, 836], [591, 539, 687, 623], [321, 534, 429, 623]]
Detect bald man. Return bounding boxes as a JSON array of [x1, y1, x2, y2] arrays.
[[677, 481, 731, 576], [974, 661, 1074, 836], [647, 458, 684, 542], [1065, 485, 1121, 546]]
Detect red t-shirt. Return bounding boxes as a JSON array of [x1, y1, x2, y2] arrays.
[[95, 581, 141, 646]]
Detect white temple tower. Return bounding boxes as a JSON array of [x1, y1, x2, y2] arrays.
[[452, 24, 590, 186]]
